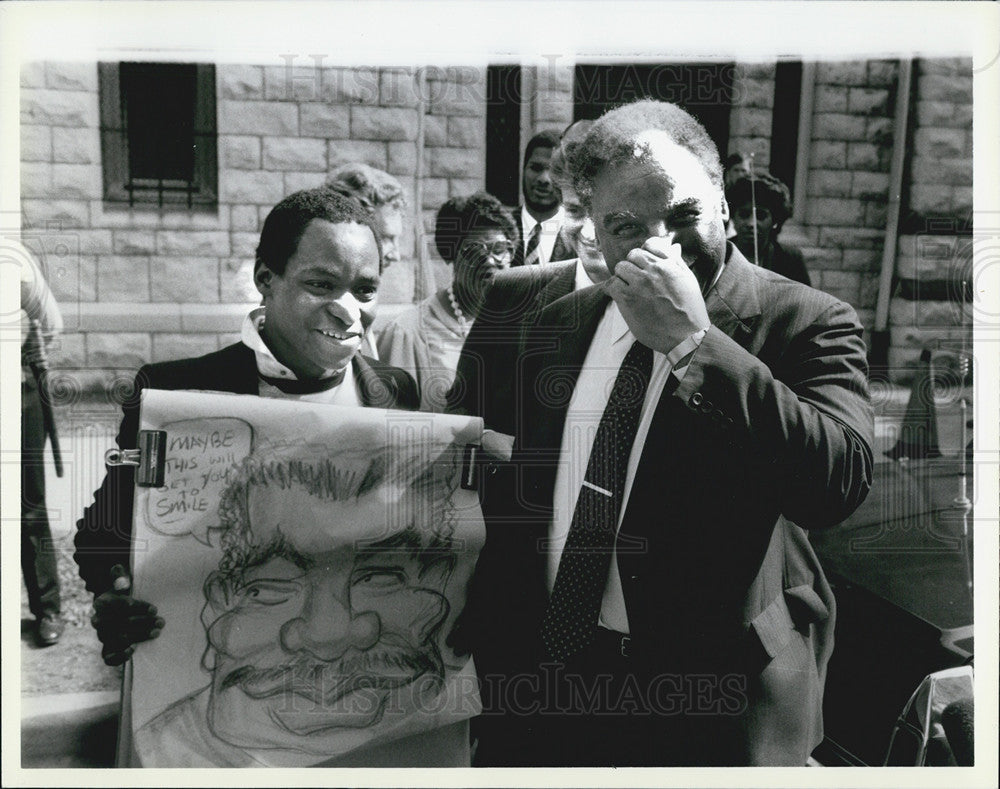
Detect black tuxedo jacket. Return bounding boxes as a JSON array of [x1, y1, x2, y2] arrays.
[[469, 246, 874, 765], [447, 260, 577, 434], [510, 206, 575, 268], [74, 342, 418, 597]]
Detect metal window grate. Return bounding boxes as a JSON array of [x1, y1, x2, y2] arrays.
[[99, 62, 217, 209]]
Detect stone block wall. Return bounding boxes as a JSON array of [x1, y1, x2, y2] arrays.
[[728, 62, 776, 171], [723, 57, 973, 381], [797, 59, 899, 336], [528, 60, 576, 138], [20, 57, 973, 390], [416, 66, 489, 292], [888, 58, 973, 381]]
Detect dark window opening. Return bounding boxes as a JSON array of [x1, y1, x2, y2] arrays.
[[573, 63, 734, 159], [769, 61, 803, 201], [99, 62, 217, 208], [485, 65, 522, 207]]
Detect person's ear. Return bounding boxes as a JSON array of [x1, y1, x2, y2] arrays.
[[254, 260, 274, 298], [719, 195, 730, 223]]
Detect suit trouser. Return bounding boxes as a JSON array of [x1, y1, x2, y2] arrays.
[[22, 376, 61, 620]]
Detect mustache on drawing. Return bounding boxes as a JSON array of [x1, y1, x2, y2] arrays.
[[220, 642, 443, 706]]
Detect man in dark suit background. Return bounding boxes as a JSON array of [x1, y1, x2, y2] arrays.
[[467, 100, 874, 766], [77, 187, 418, 666], [512, 130, 575, 268]]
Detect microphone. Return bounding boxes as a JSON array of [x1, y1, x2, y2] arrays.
[[941, 697, 974, 766]]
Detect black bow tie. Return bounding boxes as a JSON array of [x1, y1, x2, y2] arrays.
[[259, 368, 346, 394]]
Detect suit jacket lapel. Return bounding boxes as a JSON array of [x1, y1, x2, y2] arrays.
[[521, 284, 609, 456], [354, 354, 386, 407], [531, 261, 576, 317], [703, 245, 762, 349], [211, 343, 262, 395], [550, 227, 575, 263]]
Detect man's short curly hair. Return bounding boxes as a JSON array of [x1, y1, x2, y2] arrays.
[[567, 100, 724, 209], [524, 130, 561, 166], [549, 120, 594, 192], [326, 163, 407, 213], [214, 444, 462, 588], [433, 192, 517, 263], [725, 172, 793, 228], [256, 187, 382, 275]]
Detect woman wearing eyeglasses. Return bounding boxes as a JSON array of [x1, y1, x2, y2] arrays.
[[378, 192, 518, 411]]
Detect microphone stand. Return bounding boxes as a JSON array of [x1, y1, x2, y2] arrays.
[[748, 152, 759, 267]]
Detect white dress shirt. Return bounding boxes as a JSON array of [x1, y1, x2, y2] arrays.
[[240, 307, 361, 406], [573, 258, 597, 290], [547, 303, 707, 633], [520, 205, 565, 265]]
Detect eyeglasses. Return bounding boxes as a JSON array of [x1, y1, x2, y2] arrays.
[[460, 240, 515, 261]]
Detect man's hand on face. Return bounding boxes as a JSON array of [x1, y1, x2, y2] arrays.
[[91, 564, 164, 666], [604, 237, 711, 355]]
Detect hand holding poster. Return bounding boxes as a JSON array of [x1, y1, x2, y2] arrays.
[[125, 390, 484, 767]]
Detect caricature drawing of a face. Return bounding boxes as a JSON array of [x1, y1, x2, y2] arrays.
[[200, 459, 455, 755]]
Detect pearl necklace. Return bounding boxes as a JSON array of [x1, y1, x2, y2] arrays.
[[447, 284, 469, 333]]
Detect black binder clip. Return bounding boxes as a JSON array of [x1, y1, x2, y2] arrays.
[[104, 429, 167, 488]]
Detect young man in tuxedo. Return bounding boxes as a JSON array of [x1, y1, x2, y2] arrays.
[[467, 100, 874, 767], [77, 187, 418, 665]]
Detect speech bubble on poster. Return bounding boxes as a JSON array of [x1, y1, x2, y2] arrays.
[[144, 417, 253, 544]]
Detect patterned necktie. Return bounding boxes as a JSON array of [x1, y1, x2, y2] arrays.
[[524, 223, 542, 266], [541, 340, 654, 661]]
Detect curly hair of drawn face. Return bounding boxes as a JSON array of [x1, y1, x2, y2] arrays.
[[213, 444, 463, 586]]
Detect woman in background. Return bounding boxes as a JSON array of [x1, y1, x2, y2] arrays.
[[726, 171, 812, 286], [378, 192, 517, 411]]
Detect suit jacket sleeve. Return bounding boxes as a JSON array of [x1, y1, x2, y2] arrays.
[[73, 365, 151, 597], [446, 277, 522, 435], [672, 296, 873, 529]]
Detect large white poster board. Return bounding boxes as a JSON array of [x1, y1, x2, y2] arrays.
[[125, 389, 484, 767]]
